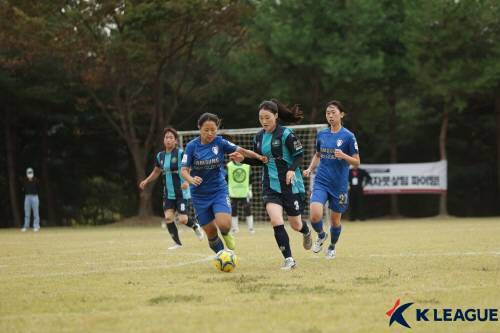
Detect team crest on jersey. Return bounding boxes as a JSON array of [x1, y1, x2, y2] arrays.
[[212, 146, 219, 155], [272, 139, 281, 146], [171, 156, 177, 164], [293, 140, 303, 151], [336, 139, 343, 147]]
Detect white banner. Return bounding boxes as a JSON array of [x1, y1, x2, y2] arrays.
[[362, 160, 447, 194]]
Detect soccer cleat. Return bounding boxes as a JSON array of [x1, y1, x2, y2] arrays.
[[21, 228, 27, 232], [222, 233, 236, 250], [303, 230, 312, 250], [193, 224, 204, 241], [168, 243, 183, 250], [34, 228, 40, 232], [161, 221, 166, 229], [325, 246, 336, 260], [312, 232, 328, 253], [248, 228, 255, 235], [281, 257, 296, 270], [231, 227, 240, 234]]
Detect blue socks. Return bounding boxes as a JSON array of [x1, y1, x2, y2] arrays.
[[311, 220, 326, 239], [208, 236, 224, 253], [330, 225, 342, 248]]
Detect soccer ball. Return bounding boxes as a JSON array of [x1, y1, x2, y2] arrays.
[[212, 249, 238, 273]]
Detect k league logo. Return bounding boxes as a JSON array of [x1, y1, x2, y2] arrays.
[[387, 299, 413, 328], [212, 146, 219, 155], [386, 298, 499, 329]]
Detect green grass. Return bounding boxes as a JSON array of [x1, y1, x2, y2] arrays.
[[0, 218, 499, 333]]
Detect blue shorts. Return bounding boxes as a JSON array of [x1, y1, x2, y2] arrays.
[[163, 197, 188, 214], [310, 185, 349, 214], [191, 190, 231, 226]]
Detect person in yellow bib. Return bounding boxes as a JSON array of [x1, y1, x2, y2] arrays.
[[227, 160, 255, 234]]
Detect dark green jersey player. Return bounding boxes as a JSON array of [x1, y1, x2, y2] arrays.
[[140, 127, 204, 250], [232, 99, 312, 270]]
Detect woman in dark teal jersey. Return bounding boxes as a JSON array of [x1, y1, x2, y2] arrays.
[[140, 127, 204, 250], [181, 113, 266, 255], [303, 101, 360, 259], [232, 100, 312, 270]]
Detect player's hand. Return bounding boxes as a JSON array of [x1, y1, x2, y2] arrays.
[[334, 149, 346, 160], [181, 182, 189, 190], [259, 155, 268, 164], [303, 169, 312, 178], [139, 180, 148, 190], [229, 152, 244, 163], [190, 176, 203, 186], [285, 170, 296, 185]]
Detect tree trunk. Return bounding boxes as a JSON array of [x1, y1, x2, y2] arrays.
[[388, 93, 399, 218], [495, 91, 500, 213], [438, 104, 449, 216], [128, 141, 153, 217], [5, 108, 22, 227], [41, 117, 57, 225]]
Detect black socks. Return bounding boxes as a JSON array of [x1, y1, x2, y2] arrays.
[[273, 225, 292, 259]]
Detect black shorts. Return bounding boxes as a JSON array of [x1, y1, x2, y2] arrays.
[[262, 191, 305, 217], [230, 197, 251, 217], [163, 197, 188, 215]]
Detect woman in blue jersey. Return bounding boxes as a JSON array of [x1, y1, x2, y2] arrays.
[[181, 113, 267, 255], [303, 100, 360, 259], [140, 128, 204, 250], [231, 100, 312, 270]]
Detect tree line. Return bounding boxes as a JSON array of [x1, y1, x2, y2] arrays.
[[1, 0, 499, 227]]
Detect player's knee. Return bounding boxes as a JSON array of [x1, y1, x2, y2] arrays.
[[178, 215, 188, 224]]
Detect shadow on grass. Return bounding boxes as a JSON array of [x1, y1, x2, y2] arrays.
[[149, 294, 203, 305]]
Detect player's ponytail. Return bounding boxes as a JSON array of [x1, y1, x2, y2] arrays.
[[258, 99, 303, 124]]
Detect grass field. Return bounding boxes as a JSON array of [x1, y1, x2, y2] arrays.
[[1, 218, 499, 333]]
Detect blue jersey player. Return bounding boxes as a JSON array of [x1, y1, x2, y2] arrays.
[[231, 100, 312, 270], [303, 101, 360, 259], [140, 128, 204, 250], [181, 113, 266, 255]]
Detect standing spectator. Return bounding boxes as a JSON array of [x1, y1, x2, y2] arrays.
[[22, 167, 40, 232], [348, 166, 371, 221]]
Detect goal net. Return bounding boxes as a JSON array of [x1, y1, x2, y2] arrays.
[[178, 124, 327, 223]]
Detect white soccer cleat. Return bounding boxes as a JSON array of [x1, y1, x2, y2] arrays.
[[248, 228, 255, 235], [325, 247, 336, 260], [193, 224, 204, 241], [312, 232, 328, 253], [21, 228, 27, 232], [281, 257, 297, 270], [33, 228, 40, 232], [168, 243, 183, 250], [161, 221, 166, 229]]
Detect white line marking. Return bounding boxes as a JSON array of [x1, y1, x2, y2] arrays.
[[7, 256, 214, 279]]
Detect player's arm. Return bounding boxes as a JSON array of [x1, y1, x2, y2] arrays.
[[335, 151, 360, 166], [303, 152, 320, 178], [139, 167, 162, 190], [335, 135, 360, 167], [181, 167, 202, 186], [235, 147, 267, 164]]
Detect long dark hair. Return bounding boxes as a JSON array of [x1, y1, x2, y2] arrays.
[[198, 113, 221, 127], [325, 100, 346, 113], [259, 99, 303, 124], [163, 127, 179, 140]]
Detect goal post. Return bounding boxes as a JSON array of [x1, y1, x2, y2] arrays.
[[178, 124, 327, 223]]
